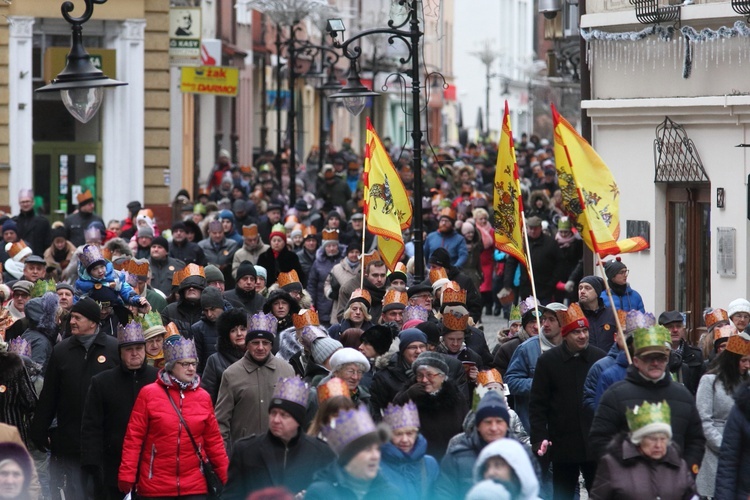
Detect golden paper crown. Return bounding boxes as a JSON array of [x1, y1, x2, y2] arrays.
[[617, 309, 627, 330], [394, 262, 407, 275], [477, 369, 503, 386], [242, 224, 259, 237], [362, 250, 380, 270], [443, 310, 469, 331], [124, 258, 150, 278], [322, 229, 339, 241], [317, 377, 351, 403], [704, 308, 729, 330], [382, 289, 408, 307], [101, 247, 113, 261], [714, 324, 735, 342], [112, 258, 129, 271], [438, 207, 456, 220], [726, 335, 750, 356], [164, 322, 181, 340], [7, 240, 29, 259], [172, 263, 205, 286], [302, 226, 317, 237], [349, 288, 371, 307], [556, 303, 589, 335], [293, 308, 320, 330], [429, 267, 448, 284], [76, 189, 94, 204], [277, 270, 301, 288], [625, 400, 671, 433], [442, 286, 467, 305]]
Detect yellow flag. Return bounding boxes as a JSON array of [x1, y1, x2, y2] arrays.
[[493, 101, 527, 267], [364, 117, 412, 271], [552, 104, 649, 257]]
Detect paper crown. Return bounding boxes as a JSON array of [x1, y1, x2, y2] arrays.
[[438, 207, 456, 220], [403, 305, 429, 324], [428, 267, 448, 285], [302, 225, 317, 238], [442, 286, 467, 305], [382, 401, 421, 430], [277, 270, 301, 288], [270, 222, 286, 234], [172, 263, 205, 286], [625, 310, 656, 334], [348, 288, 371, 308], [122, 271, 138, 288], [477, 368, 503, 386], [393, 262, 408, 276], [300, 325, 327, 349], [163, 336, 197, 363], [7, 240, 31, 261], [323, 405, 378, 456], [317, 377, 351, 403], [272, 377, 309, 407], [443, 309, 469, 331], [76, 189, 94, 204], [519, 296, 540, 315], [139, 311, 163, 330], [361, 250, 380, 270], [101, 247, 113, 262], [8, 337, 31, 358], [704, 308, 729, 331], [508, 304, 522, 323], [248, 312, 278, 336], [123, 258, 150, 278], [293, 309, 319, 330], [80, 244, 106, 270], [164, 322, 182, 340], [112, 258, 128, 271], [84, 226, 102, 242], [31, 279, 57, 298], [714, 324, 736, 342], [625, 400, 671, 433], [322, 229, 339, 242], [208, 220, 222, 233], [117, 321, 146, 345], [556, 303, 589, 336], [726, 335, 750, 356], [382, 289, 407, 307], [242, 224, 259, 238], [633, 325, 672, 354]]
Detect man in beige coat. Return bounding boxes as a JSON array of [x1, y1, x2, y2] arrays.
[[215, 312, 294, 451], [232, 224, 269, 278]]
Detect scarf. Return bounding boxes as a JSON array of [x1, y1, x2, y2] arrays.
[[609, 280, 627, 296], [555, 231, 578, 248], [53, 246, 70, 263], [540, 334, 557, 352], [168, 372, 194, 390]]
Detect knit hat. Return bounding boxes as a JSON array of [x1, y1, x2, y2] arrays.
[[255, 266, 267, 280], [1, 219, 17, 234], [200, 286, 224, 310], [604, 257, 627, 281], [236, 261, 257, 281], [269, 223, 286, 242], [71, 297, 101, 323], [24, 298, 44, 325], [475, 390, 510, 425], [151, 236, 169, 250], [428, 248, 451, 268], [579, 276, 604, 296], [398, 328, 427, 353], [412, 351, 448, 375], [360, 325, 393, 356], [219, 209, 235, 223], [204, 264, 224, 283], [269, 376, 309, 425], [311, 337, 343, 365], [728, 298, 750, 320], [56, 282, 74, 294], [137, 225, 154, 238]]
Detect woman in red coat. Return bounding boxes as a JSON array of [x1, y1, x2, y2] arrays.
[[118, 337, 228, 499]]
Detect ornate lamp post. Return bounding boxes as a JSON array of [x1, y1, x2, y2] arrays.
[[36, 0, 127, 123]]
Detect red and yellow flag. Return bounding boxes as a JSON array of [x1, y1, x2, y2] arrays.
[[364, 117, 412, 271], [493, 101, 527, 267], [551, 104, 649, 257]]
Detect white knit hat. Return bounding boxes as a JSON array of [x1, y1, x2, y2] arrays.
[[728, 298, 750, 320], [630, 422, 672, 445]]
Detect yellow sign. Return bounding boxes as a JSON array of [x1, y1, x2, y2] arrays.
[[44, 47, 117, 83], [180, 66, 239, 97]]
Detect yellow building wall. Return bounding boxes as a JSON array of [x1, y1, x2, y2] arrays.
[[0, 2, 10, 210], [11, 0, 145, 21]]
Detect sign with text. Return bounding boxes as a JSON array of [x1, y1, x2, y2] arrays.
[[181, 66, 239, 96], [170, 7, 202, 66], [44, 48, 117, 83]]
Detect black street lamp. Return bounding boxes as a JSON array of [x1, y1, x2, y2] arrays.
[[325, 0, 427, 282], [315, 52, 343, 175], [36, 0, 127, 123]]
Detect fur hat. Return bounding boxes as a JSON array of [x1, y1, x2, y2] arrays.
[[360, 325, 393, 356]]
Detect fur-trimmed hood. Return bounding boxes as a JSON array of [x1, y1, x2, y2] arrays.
[[266, 283, 312, 309], [104, 237, 133, 258]]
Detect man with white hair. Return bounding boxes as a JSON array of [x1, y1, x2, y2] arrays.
[[14, 189, 51, 257]]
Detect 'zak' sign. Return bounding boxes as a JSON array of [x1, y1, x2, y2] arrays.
[[180, 66, 239, 97]]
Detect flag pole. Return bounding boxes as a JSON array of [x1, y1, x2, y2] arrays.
[[597, 257, 632, 365], [360, 213, 367, 290], [520, 212, 544, 347]]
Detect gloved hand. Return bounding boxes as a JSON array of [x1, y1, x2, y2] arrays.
[[118, 480, 134, 494], [555, 281, 566, 292], [564, 280, 575, 293], [536, 439, 552, 456], [497, 288, 512, 300]]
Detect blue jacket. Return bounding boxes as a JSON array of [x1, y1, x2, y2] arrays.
[[600, 285, 645, 313], [583, 342, 620, 412], [379, 435, 439, 499], [593, 350, 629, 409], [423, 230, 468, 268], [505, 336, 543, 433], [75, 261, 140, 306]]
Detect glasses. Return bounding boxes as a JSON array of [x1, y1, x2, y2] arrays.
[[404, 344, 426, 352], [640, 354, 668, 364], [341, 368, 365, 377], [416, 371, 443, 382], [617, 269, 629, 276], [176, 361, 198, 368]]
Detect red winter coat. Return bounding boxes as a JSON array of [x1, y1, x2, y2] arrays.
[[119, 371, 228, 497]]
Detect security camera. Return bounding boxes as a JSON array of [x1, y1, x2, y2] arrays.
[[539, 0, 562, 19]]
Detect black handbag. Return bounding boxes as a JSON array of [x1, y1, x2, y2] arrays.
[[164, 386, 224, 498]]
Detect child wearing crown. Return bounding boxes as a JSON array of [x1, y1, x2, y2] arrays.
[[75, 244, 151, 313]]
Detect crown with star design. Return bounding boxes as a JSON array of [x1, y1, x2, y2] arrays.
[[272, 376, 309, 407]]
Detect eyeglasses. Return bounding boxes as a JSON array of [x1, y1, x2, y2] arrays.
[[416, 371, 443, 382], [617, 269, 629, 276], [176, 361, 198, 368], [341, 368, 365, 377], [639, 354, 668, 364]]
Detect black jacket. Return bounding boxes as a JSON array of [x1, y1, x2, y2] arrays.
[[190, 315, 219, 375], [224, 430, 336, 499], [81, 361, 158, 489], [305, 461, 399, 500], [223, 287, 266, 315], [669, 341, 704, 395], [161, 297, 202, 335], [63, 211, 104, 247], [149, 256, 186, 296], [582, 300, 617, 352], [590, 364, 706, 472], [14, 209, 51, 256], [169, 240, 207, 267], [369, 352, 412, 421], [30, 330, 120, 456], [504, 233, 566, 303], [257, 246, 305, 287], [715, 381, 750, 500], [529, 341, 606, 463]]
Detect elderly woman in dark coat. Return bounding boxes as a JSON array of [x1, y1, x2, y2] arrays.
[[201, 309, 248, 403]]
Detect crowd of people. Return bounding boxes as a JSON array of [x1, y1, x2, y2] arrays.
[[0, 138, 748, 500]]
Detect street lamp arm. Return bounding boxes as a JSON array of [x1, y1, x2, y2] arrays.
[[332, 27, 415, 62], [61, 0, 107, 26]]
